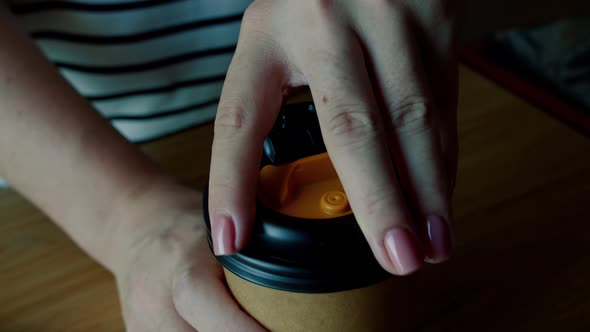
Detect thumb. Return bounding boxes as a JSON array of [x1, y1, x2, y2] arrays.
[[173, 269, 268, 332]]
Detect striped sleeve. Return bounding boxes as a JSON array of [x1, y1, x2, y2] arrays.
[[9, 0, 252, 142]]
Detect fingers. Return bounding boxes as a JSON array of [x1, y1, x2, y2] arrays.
[[118, 274, 197, 332], [173, 268, 267, 332], [208, 15, 286, 255], [350, 4, 454, 263], [293, 6, 423, 275]]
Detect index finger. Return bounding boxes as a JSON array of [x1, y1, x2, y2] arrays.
[[208, 26, 285, 256]]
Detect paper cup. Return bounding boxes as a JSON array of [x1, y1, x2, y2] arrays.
[[224, 268, 408, 332]]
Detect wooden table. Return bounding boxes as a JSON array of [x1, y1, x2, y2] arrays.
[[1, 66, 589, 331]]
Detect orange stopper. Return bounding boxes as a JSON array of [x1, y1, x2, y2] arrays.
[[258, 152, 352, 219], [320, 191, 350, 215]]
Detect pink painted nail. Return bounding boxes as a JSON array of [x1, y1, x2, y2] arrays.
[[212, 212, 236, 256], [384, 227, 423, 275], [423, 215, 453, 263]]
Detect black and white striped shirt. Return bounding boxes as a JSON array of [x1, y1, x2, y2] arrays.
[[9, 0, 252, 142]]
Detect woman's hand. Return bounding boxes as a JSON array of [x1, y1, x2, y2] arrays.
[[0, 6, 266, 331], [209, 0, 458, 275], [110, 187, 266, 332]]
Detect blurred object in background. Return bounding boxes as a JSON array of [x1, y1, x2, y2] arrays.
[[458, 0, 590, 43], [459, 10, 590, 136], [0, 178, 7, 189], [489, 16, 590, 112]]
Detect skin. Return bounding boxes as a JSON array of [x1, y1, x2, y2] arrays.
[[0, 4, 264, 332], [209, 0, 457, 275], [1, 0, 456, 331], [0, 0, 588, 332]]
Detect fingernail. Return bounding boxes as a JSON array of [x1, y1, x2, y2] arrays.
[[384, 227, 423, 275], [212, 212, 236, 256], [423, 215, 453, 263]]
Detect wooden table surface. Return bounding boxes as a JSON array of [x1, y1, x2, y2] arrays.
[[1, 66, 589, 332]]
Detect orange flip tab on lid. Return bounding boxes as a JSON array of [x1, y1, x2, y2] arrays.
[[258, 152, 352, 219]]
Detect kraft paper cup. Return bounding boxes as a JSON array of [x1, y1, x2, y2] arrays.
[[203, 189, 409, 332], [223, 268, 408, 332]]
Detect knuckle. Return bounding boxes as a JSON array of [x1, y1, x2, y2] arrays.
[[241, 1, 271, 34], [214, 104, 248, 138], [302, 0, 343, 31], [389, 96, 434, 136], [362, 188, 396, 217], [306, 0, 334, 17], [364, 194, 390, 218], [324, 104, 380, 149]]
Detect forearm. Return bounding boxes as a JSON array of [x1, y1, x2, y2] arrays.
[[0, 8, 176, 270]]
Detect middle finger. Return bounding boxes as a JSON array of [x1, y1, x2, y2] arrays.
[[289, 4, 423, 275]]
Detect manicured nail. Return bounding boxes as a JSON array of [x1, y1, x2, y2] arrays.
[[384, 227, 423, 275], [423, 215, 453, 263], [212, 212, 236, 256]]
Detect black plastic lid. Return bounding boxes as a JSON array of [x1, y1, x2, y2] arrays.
[[203, 184, 391, 293], [262, 102, 326, 166]]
